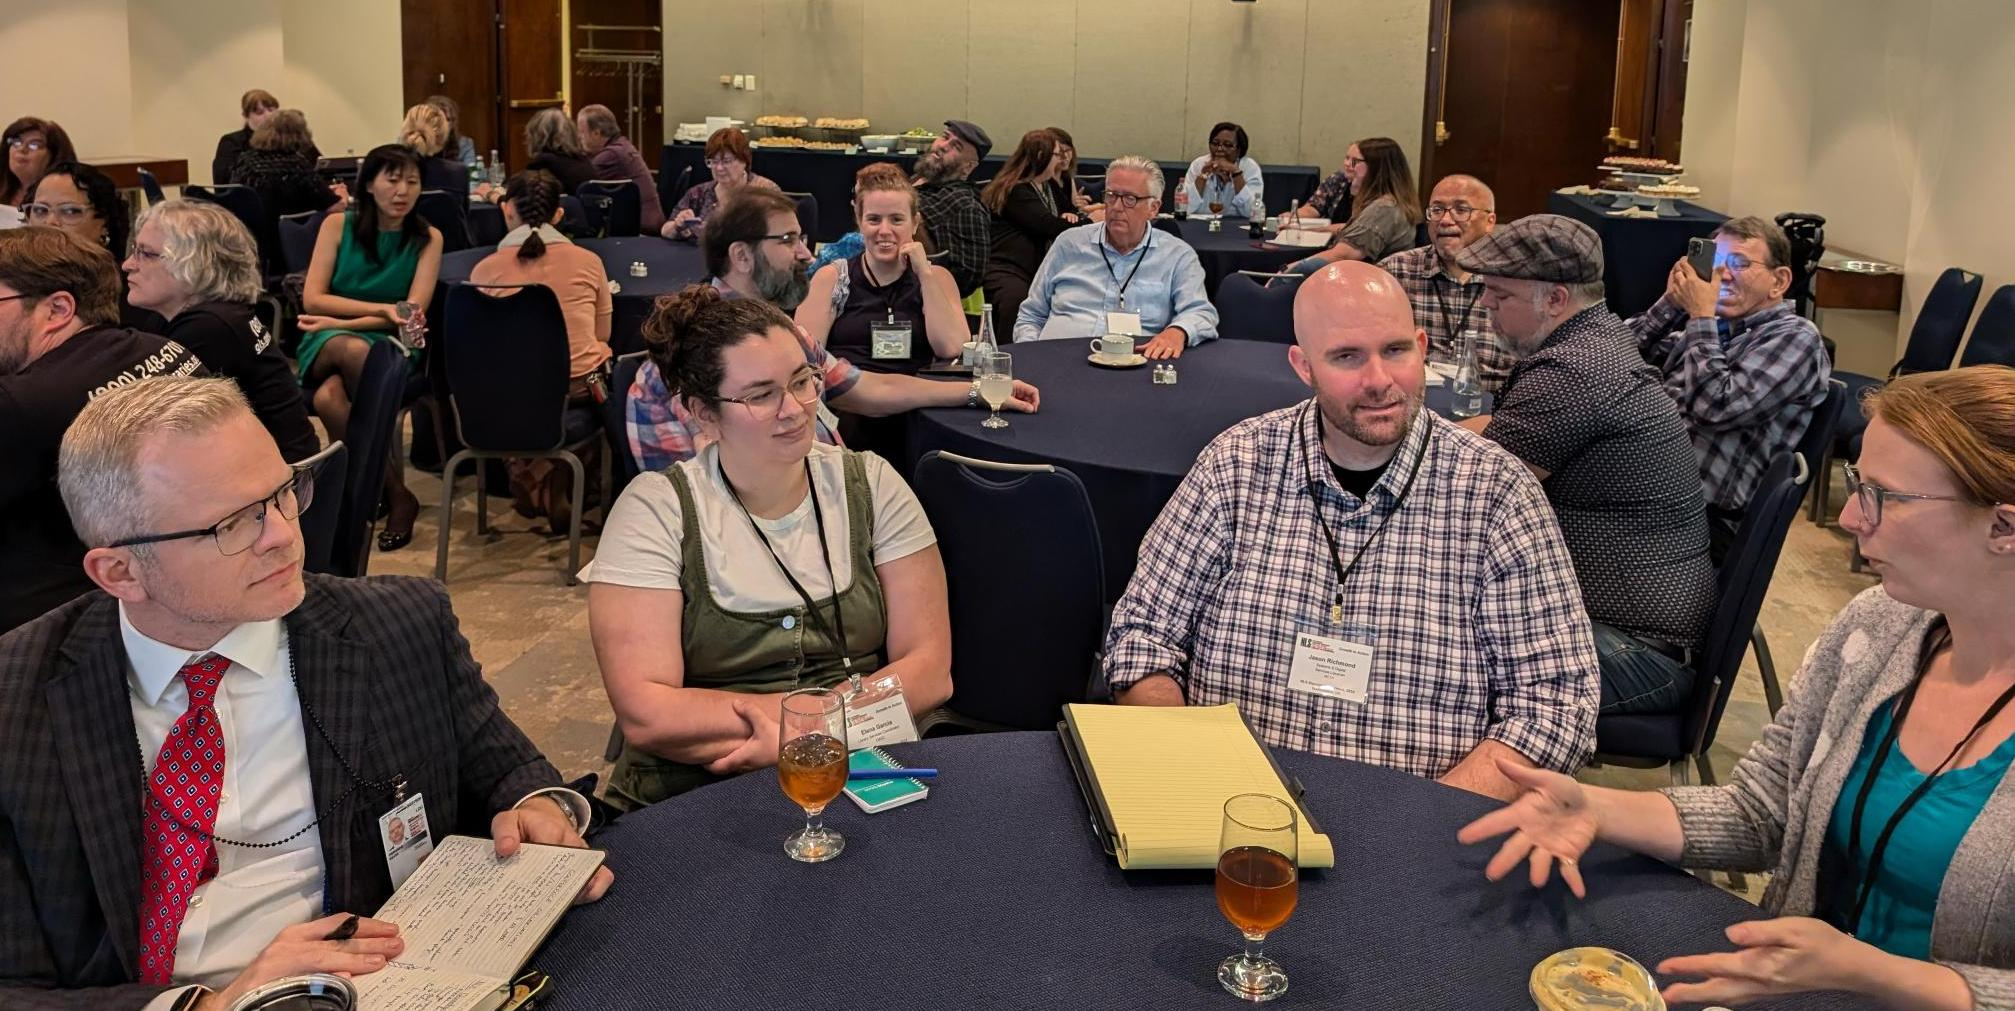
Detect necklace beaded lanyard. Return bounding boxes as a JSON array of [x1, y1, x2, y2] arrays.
[[1098, 228, 1152, 310], [721, 456, 854, 677], [1298, 402, 1430, 625]]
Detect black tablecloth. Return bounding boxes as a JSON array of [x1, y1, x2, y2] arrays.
[[1173, 217, 1307, 297], [661, 143, 1321, 243], [436, 237, 706, 356], [532, 732, 1877, 1010], [1548, 192, 1729, 319]]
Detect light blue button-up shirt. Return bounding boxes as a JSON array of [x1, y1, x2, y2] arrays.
[[1012, 222, 1219, 344]]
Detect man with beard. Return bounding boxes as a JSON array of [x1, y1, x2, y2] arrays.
[[1102, 260, 1598, 801], [624, 188, 1038, 471], [0, 228, 204, 635], [910, 120, 991, 296], [1376, 174, 1516, 391]]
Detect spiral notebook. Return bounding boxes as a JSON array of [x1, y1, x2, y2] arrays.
[[843, 746, 931, 813]]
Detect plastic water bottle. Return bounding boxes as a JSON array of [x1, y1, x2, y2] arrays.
[[469, 156, 484, 191], [975, 303, 998, 357], [1451, 329, 1484, 418], [1174, 187, 1189, 221], [488, 149, 504, 185]]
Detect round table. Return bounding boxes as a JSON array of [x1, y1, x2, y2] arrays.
[[436, 236, 707, 356], [905, 339, 1483, 598], [1172, 217, 1307, 298], [531, 732, 1879, 1010]]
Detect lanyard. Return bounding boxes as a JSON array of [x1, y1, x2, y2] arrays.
[[1431, 272, 1483, 341], [721, 457, 853, 673], [1841, 625, 2015, 932], [1299, 402, 1430, 625], [1098, 229, 1152, 308]]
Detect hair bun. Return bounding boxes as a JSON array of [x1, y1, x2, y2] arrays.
[[644, 284, 723, 348]]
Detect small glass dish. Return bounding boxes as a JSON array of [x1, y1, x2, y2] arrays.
[[1529, 946, 1664, 1011]]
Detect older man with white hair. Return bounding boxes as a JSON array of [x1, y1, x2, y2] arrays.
[[1012, 155, 1216, 360]]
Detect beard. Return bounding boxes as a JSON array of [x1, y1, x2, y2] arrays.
[[754, 256, 810, 311], [1319, 382, 1424, 451], [0, 323, 29, 375], [914, 152, 948, 184]]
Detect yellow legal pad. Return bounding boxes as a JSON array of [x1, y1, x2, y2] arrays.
[[1062, 703, 1335, 870]]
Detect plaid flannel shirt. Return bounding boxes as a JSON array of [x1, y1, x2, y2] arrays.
[[1104, 404, 1599, 777], [915, 179, 989, 296], [1378, 244, 1518, 392], [1627, 297, 1831, 510]]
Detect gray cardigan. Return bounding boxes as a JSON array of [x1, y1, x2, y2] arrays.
[[1664, 586, 2015, 1008]]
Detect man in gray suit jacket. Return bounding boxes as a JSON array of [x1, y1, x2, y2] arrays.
[[0, 376, 613, 1010]]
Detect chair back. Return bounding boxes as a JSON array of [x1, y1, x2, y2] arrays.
[[601, 351, 649, 498], [1075, 174, 1106, 203], [1690, 453, 1810, 752], [1959, 284, 2015, 368], [781, 191, 819, 243], [1774, 212, 1827, 319], [334, 341, 411, 576], [661, 164, 693, 216], [297, 440, 349, 575], [557, 194, 590, 238], [911, 451, 1105, 729], [576, 180, 642, 237], [1793, 378, 1847, 476], [441, 283, 575, 452], [185, 184, 277, 278], [1150, 217, 1184, 239], [137, 167, 166, 205], [277, 211, 323, 274], [1896, 267, 1983, 375], [415, 189, 472, 253], [1216, 271, 1302, 344]]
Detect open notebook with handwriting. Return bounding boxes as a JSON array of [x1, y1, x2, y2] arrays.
[[353, 835, 604, 1011], [1059, 703, 1335, 870]]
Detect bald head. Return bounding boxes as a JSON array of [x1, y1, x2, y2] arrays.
[[1288, 262, 1429, 467], [1293, 260, 1417, 347], [1428, 175, 1498, 260]]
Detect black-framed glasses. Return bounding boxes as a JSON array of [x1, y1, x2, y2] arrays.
[[0, 294, 29, 307], [1105, 191, 1153, 210], [760, 231, 808, 249], [719, 368, 823, 419], [1842, 462, 1977, 527], [1425, 203, 1490, 222], [108, 466, 316, 556]]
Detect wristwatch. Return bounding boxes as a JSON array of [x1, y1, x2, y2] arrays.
[[967, 380, 981, 408]]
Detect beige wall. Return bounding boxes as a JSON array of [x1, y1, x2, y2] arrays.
[[661, 0, 1432, 174], [1681, 0, 2015, 372], [0, 0, 136, 156], [280, 0, 405, 164]]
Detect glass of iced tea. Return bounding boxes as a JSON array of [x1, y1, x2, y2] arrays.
[[777, 687, 848, 863], [1215, 793, 1298, 1002]]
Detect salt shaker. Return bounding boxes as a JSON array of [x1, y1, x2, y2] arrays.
[[630, 260, 648, 278], [1163, 362, 1178, 385]]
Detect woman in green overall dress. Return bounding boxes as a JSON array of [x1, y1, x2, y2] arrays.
[[296, 143, 443, 551], [583, 288, 953, 810]]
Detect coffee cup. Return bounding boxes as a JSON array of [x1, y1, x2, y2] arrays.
[[1090, 335, 1136, 358]]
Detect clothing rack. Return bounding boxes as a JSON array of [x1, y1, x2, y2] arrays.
[[573, 24, 662, 142]]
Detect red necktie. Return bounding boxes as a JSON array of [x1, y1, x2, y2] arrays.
[[137, 655, 229, 984]]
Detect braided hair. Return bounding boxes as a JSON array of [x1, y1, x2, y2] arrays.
[[503, 169, 562, 262]]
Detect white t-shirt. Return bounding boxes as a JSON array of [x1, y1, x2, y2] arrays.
[[581, 442, 937, 612]]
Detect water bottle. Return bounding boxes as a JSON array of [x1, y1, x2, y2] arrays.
[[1451, 329, 1484, 418], [469, 156, 484, 191], [488, 149, 503, 185], [975, 303, 998, 357], [1173, 186, 1189, 221]]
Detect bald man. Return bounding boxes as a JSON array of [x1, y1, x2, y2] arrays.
[[1376, 174, 1517, 391], [1102, 261, 1599, 800]]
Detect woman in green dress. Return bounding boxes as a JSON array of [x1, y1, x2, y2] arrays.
[[297, 143, 442, 551]]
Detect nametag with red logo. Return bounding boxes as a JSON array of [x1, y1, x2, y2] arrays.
[[1286, 625, 1374, 704]]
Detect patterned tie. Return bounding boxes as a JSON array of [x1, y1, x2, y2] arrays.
[[137, 655, 229, 984]]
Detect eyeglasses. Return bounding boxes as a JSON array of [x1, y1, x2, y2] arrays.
[[23, 203, 94, 224], [759, 231, 808, 249], [719, 368, 823, 419], [1842, 462, 1978, 527], [1105, 191, 1153, 210], [1343, 155, 1365, 168], [1425, 203, 1491, 222], [108, 466, 317, 556], [705, 156, 743, 168], [6, 137, 46, 153], [1718, 255, 1764, 274], [129, 244, 166, 262]]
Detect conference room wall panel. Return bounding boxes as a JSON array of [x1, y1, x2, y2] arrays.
[[1180, 0, 1312, 169], [1071, 0, 1193, 159], [1298, 0, 1432, 173], [0, 0, 138, 156], [759, 0, 867, 120], [128, 0, 285, 186], [863, 0, 970, 139], [965, 0, 1079, 153]]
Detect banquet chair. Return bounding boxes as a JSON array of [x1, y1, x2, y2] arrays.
[[296, 440, 348, 575], [1958, 284, 2015, 368], [276, 210, 324, 274], [1594, 452, 1808, 791], [331, 341, 412, 577], [600, 351, 649, 501], [577, 180, 641, 237], [137, 167, 165, 206], [415, 189, 472, 253], [911, 451, 1105, 734], [434, 282, 604, 585], [1751, 377, 1843, 714], [1217, 271, 1302, 344], [1774, 212, 1827, 320], [659, 164, 692, 218], [1816, 266, 1981, 523], [781, 191, 818, 243]]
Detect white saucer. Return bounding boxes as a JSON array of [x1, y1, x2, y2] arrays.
[[1088, 352, 1149, 369]]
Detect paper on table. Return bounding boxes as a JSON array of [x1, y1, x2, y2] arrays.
[[373, 835, 604, 980], [353, 962, 506, 1011], [1065, 703, 1335, 870]]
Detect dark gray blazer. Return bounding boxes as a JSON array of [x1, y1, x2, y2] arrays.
[[0, 574, 568, 1009]]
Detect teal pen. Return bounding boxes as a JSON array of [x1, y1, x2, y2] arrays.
[[847, 768, 938, 780]]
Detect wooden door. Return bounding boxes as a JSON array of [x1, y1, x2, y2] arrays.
[[569, 0, 664, 169], [499, 0, 567, 173], [1420, 0, 1622, 219], [402, 0, 501, 162]]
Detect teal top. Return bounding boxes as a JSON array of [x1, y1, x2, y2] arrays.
[[295, 211, 427, 376], [1824, 701, 2015, 959]]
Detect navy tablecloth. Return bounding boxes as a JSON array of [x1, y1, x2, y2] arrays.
[[532, 732, 1878, 1010], [1547, 191, 1728, 319], [1172, 217, 1307, 298], [436, 237, 706, 356]]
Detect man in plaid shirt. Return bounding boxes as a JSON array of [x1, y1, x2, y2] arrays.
[[1104, 261, 1599, 800], [1377, 174, 1518, 391], [912, 120, 992, 297], [1627, 215, 1830, 547]]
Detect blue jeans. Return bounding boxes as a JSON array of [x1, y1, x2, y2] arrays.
[[1592, 622, 1696, 714]]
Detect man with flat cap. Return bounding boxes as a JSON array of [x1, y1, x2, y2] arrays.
[[912, 119, 993, 296], [1456, 214, 1716, 716]]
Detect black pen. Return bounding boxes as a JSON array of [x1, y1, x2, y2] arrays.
[[323, 914, 360, 942]]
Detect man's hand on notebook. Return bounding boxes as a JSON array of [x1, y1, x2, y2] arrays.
[[492, 799, 614, 905], [194, 914, 403, 1011]]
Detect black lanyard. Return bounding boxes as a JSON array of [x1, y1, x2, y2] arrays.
[[1098, 229, 1152, 308], [721, 457, 853, 673], [1431, 272, 1482, 341], [1841, 625, 2015, 932], [1299, 402, 1430, 625]]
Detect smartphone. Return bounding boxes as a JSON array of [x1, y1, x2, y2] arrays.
[[1687, 237, 1717, 281]]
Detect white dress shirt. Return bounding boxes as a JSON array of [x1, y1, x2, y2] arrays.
[[1178, 155, 1265, 219]]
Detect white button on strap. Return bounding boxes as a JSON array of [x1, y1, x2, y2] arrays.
[[782, 615, 796, 630]]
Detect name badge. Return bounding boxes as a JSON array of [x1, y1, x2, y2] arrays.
[[378, 792, 435, 889], [1106, 311, 1143, 337], [845, 671, 919, 749], [870, 320, 913, 360], [1287, 624, 1375, 704]]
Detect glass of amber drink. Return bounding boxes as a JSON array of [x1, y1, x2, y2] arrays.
[[778, 687, 849, 862], [1215, 793, 1299, 1001]]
